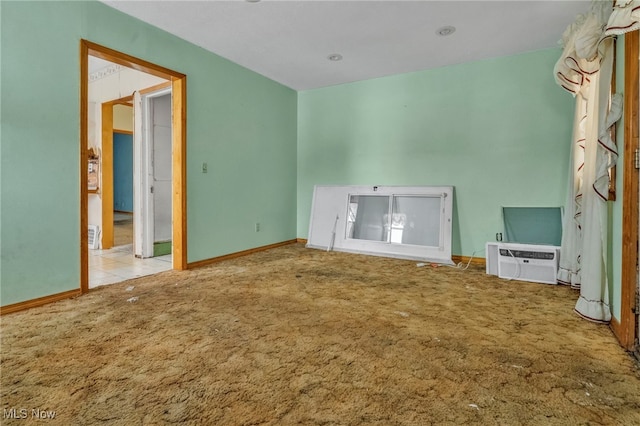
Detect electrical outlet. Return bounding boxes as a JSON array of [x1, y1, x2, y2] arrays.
[[202, 162, 208, 173], [255, 222, 260, 232], [496, 232, 502, 242]]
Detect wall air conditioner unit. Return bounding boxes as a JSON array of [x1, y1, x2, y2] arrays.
[[486, 242, 559, 285]]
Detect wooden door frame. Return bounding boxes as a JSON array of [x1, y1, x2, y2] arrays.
[[612, 30, 639, 350], [80, 40, 188, 294]]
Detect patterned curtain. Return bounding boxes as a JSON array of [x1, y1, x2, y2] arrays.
[[554, 1, 625, 322]]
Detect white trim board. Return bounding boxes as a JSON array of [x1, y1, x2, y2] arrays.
[[306, 185, 454, 264]]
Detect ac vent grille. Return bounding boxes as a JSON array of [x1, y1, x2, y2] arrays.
[[499, 249, 555, 260], [88, 225, 100, 250]]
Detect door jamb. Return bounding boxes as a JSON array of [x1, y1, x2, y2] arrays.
[[137, 86, 173, 259], [81, 40, 187, 294], [613, 30, 639, 350]]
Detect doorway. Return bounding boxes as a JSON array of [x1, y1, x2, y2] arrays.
[[80, 40, 187, 293], [89, 85, 171, 287], [133, 89, 173, 259], [113, 128, 134, 247], [99, 96, 134, 251]]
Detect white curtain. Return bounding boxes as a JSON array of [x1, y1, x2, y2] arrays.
[[604, 0, 640, 37], [554, 1, 628, 323]]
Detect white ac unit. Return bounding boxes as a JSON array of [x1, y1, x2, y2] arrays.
[[486, 242, 560, 285]]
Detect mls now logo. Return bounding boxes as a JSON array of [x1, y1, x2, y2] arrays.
[[3, 407, 56, 420]]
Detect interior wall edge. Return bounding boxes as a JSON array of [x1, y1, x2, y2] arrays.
[[617, 29, 639, 350]]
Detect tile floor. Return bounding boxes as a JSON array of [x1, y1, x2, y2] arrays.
[[89, 243, 172, 289]]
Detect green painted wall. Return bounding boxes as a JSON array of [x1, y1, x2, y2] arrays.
[[0, 1, 297, 306], [1, 1, 82, 306], [297, 49, 575, 257]]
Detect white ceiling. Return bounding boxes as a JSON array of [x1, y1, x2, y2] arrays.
[[88, 56, 114, 74], [101, 0, 590, 91]]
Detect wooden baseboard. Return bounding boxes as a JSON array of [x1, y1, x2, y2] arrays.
[[187, 239, 299, 269], [1, 289, 82, 315], [452, 255, 486, 267], [297, 238, 308, 244]]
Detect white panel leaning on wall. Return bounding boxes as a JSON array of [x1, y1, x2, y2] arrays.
[[307, 185, 454, 264]]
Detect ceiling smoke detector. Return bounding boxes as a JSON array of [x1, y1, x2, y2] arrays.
[[436, 26, 456, 37], [327, 54, 343, 62]]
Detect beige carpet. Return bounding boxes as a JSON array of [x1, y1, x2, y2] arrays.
[[1, 243, 638, 425]]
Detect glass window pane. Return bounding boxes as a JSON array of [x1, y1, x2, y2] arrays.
[[347, 195, 390, 242], [392, 196, 441, 247]]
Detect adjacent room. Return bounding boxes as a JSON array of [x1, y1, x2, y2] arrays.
[[1, 1, 638, 424], [87, 56, 175, 288]]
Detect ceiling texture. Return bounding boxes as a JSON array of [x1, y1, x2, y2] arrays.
[[101, 0, 591, 91]]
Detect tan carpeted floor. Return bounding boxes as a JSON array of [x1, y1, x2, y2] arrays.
[[1, 243, 638, 425]]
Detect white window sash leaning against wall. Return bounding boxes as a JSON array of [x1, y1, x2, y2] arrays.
[[307, 185, 454, 265], [554, 0, 639, 322]]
